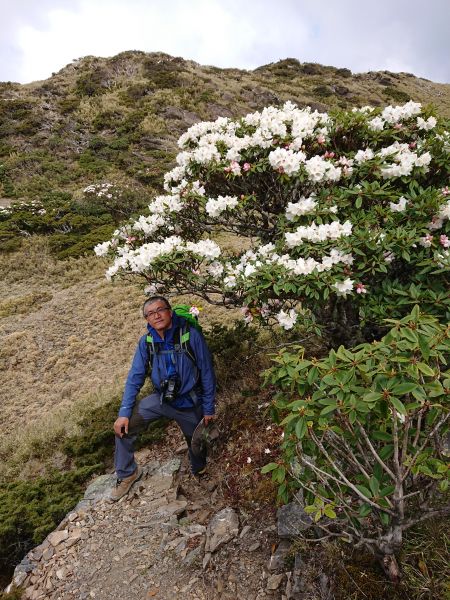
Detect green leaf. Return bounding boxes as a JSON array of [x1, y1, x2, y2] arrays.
[[392, 382, 417, 395], [439, 480, 449, 492], [402, 328, 418, 343], [417, 362, 435, 376], [307, 366, 319, 385], [379, 445, 394, 460], [274, 465, 286, 484], [324, 506, 337, 519], [379, 512, 390, 526], [295, 418, 307, 440], [261, 462, 279, 474], [380, 485, 395, 497], [390, 396, 407, 415], [363, 392, 382, 403], [359, 503, 372, 517], [369, 476, 380, 497], [304, 505, 317, 514], [355, 485, 372, 498], [425, 381, 445, 397], [418, 335, 430, 361], [320, 404, 338, 416]]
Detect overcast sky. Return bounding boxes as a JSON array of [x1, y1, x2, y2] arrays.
[[1, 0, 449, 85]]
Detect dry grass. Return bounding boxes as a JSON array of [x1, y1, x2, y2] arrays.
[[0, 238, 143, 437], [0, 237, 244, 480]]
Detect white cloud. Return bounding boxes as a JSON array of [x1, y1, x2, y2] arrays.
[[0, 0, 449, 84]]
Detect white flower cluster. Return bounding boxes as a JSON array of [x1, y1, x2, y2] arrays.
[[378, 143, 431, 179], [285, 220, 352, 247], [333, 278, 354, 296], [285, 196, 317, 220], [304, 156, 342, 182], [276, 309, 297, 330], [94, 240, 111, 256], [185, 239, 221, 259], [166, 102, 330, 185], [83, 182, 115, 199], [429, 199, 450, 230], [381, 101, 422, 124], [205, 195, 239, 218], [275, 248, 353, 275], [389, 196, 408, 213], [417, 116, 437, 131], [268, 148, 306, 175], [133, 214, 167, 235], [105, 236, 221, 279], [354, 149, 374, 163], [221, 244, 353, 284], [148, 194, 183, 214], [352, 106, 375, 114]]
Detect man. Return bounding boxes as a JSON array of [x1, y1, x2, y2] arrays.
[[112, 295, 216, 501]]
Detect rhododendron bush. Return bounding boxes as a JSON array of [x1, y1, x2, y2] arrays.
[[95, 102, 450, 581], [97, 101, 449, 340], [264, 307, 449, 581]]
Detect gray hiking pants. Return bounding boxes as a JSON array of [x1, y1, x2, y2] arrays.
[[114, 392, 206, 479]]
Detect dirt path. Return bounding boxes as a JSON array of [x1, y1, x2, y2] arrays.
[[12, 444, 283, 600]]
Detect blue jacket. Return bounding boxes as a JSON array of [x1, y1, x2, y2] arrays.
[[119, 313, 216, 418]]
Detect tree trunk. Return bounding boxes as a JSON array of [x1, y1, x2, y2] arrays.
[[380, 554, 401, 585]]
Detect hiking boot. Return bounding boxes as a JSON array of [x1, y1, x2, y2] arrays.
[[110, 466, 143, 501], [192, 466, 207, 478]]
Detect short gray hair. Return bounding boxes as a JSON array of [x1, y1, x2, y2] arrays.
[[142, 296, 171, 317]]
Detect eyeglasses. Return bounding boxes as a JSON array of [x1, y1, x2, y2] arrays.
[[144, 307, 170, 319]]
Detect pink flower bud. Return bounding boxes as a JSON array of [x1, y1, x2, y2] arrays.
[[440, 234, 450, 248], [356, 283, 367, 294], [243, 162, 251, 172]]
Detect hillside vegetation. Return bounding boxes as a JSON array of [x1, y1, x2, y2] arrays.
[[1, 51, 450, 258]]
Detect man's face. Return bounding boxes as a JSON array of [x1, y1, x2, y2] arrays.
[[144, 301, 172, 336]]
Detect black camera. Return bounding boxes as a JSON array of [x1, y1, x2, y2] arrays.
[[160, 376, 181, 403]]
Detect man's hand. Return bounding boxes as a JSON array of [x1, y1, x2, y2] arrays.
[[203, 415, 216, 426], [114, 416, 129, 438]]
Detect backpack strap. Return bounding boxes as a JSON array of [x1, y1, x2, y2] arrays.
[[145, 324, 198, 374]]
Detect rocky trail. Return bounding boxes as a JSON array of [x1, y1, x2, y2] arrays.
[[9, 440, 312, 600]]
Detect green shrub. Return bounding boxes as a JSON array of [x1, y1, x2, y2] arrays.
[[57, 96, 80, 114], [0, 465, 98, 575], [143, 56, 186, 89], [63, 393, 166, 467], [313, 84, 334, 97], [264, 307, 449, 580], [384, 87, 411, 103], [204, 320, 259, 386], [75, 68, 109, 97]]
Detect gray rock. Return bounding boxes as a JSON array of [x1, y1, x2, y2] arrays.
[[205, 507, 239, 553], [48, 530, 69, 547], [268, 540, 291, 571], [183, 545, 204, 566], [277, 502, 313, 538], [267, 574, 284, 590], [83, 474, 117, 502], [157, 458, 181, 476]]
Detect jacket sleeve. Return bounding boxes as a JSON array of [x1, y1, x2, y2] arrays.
[[118, 336, 148, 418], [190, 329, 216, 415]]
